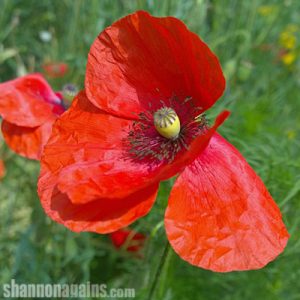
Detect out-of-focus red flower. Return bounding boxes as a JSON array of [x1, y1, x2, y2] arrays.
[[0, 159, 5, 179], [38, 11, 289, 272], [42, 62, 68, 78], [110, 229, 146, 252], [0, 74, 65, 159]]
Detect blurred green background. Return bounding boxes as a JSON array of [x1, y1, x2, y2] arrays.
[[0, 0, 300, 299]]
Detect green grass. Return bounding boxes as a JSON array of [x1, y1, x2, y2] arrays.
[[1, 0, 300, 299]]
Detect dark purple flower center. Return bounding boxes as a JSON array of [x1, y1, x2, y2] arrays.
[[125, 96, 208, 163]]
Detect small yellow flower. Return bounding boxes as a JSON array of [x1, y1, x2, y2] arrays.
[[257, 5, 278, 17], [279, 24, 299, 50], [286, 130, 296, 140], [279, 31, 297, 49], [281, 51, 296, 66]]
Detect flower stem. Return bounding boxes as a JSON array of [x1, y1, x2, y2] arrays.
[[147, 242, 171, 300]]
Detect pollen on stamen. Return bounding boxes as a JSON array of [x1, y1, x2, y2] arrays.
[[124, 96, 208, 164]]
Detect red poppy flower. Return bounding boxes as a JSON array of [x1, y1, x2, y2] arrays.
[[0, 74, 65, 159], [110, 228, 146, 252], [42, 62, 68, 78], [38, 11, 289, 272], [0, 159, 5, 179]]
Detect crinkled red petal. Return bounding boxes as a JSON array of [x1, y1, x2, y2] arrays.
[[0, 73, 63, 127], [86, 10, 225, 118], [38, 167, 159, 234], [165, 133, 289, 272], [2, 118, 55, 160]]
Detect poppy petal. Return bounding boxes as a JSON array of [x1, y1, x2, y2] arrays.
[[2, 118, 55, 160], [0, 73, 62, 127], [165, 133, 289, 272], [110, 229, 146, 252], [42, 91, 229, 204], [86, 10, 225, 118], [38, 168, 159, 234], [42, 62, 68, 78]]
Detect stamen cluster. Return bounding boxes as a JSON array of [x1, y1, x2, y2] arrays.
[[125, 96, 208, 163]]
